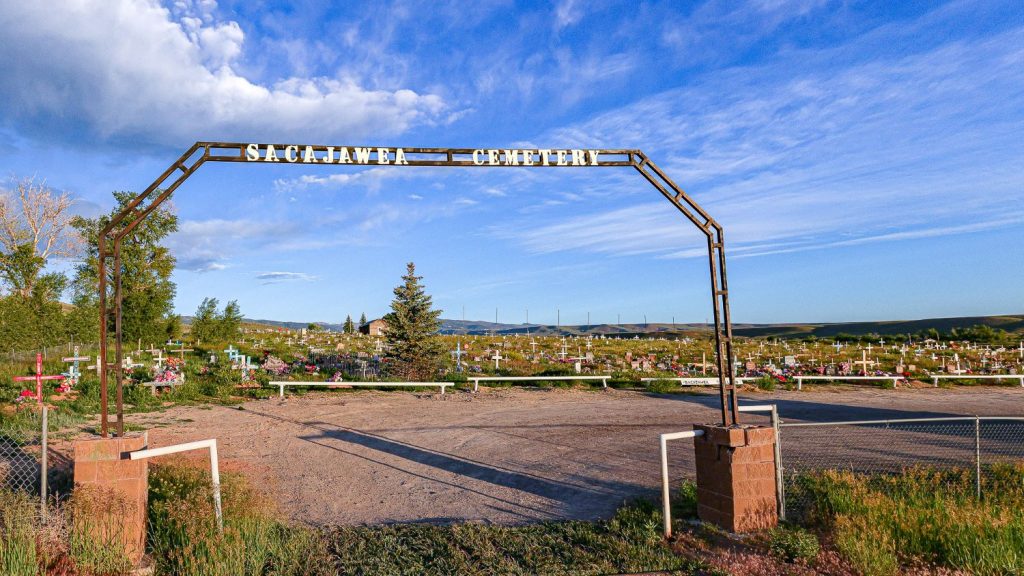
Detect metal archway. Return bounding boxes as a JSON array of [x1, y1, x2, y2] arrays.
[[97, 142, 739, 436]]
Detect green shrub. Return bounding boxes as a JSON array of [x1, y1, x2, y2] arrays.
[[672, 480, 698, 519], [148, 461, 332, 576], [766, 525, 819, 563], [645, 379, 680, 394], [756, 376, 777, 391]]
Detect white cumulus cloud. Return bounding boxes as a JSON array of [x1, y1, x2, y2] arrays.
[[0, 0, 445, 148]]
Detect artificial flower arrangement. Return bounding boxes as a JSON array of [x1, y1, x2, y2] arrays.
[[15, 389, 36, 404], [153, 355, 185, 384], [262, 355, 289, 375]]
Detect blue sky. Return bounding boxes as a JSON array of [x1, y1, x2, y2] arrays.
[[1, 0, 1022, 325]]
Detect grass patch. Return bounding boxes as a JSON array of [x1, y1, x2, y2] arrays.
[[149, 462, 695, 576], [798, 464, 1024, 575], [765, 525, 820, 563], [326, 499, 694, 575], [0, 490, 38, 576], [148, 462, 332, 576]]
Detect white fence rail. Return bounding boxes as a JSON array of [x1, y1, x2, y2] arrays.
[[468, 375, 610, 392], [792, 375, 902, 390], [930, 374, 1024, 387], [640, 377, 753, 387], [130, 439, 223, 531], [269, 380, 454, 398]]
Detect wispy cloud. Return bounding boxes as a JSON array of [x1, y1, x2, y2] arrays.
[[169, 218, 299, 272], [502, 21, 1024, 259], [255, 271, 317, 285]]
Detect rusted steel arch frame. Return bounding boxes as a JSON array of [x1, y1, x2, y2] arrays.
[[96, 142, 740, 437]]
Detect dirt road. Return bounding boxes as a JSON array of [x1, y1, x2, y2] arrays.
[[125, 386, 1024, 526]]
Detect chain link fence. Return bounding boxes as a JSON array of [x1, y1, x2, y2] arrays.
[[0, 408, 48, 513], [1, 341, 100, 364], [777, 416, 1024, 520]]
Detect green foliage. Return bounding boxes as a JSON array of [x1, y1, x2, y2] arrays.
[[68, 485, 134, 575], [645, 379, 681, 394], [148, 462, 333, 576], [327, 498, 689, 575], [190, 297, 243, 343], [0, 291, 68, 353], [766, 525, 820, 563], [0, 490, 37, 576], [800, 465, 1024, 575], [756, 375, 777, 391], [0, 243, 45, 297], [71, 190, 178, 347], [343, 315, 355, 334], [191, 297, 219, 342], [672, 480, 698, 520], [383, 262, 444, 381]]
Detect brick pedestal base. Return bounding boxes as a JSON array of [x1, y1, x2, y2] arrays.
[[693, 424, 778, 533], [73, 435, 149, 566]]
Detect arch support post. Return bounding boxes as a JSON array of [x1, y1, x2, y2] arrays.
[[95, 142, 740, 433]]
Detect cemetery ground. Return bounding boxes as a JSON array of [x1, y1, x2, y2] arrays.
[[7, 384, 1022, 575], [4, 331, 1024, 575]]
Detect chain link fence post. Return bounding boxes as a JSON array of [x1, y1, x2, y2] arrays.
[[975, 416, 981, 500], [40, 406, 48, 520], [772, 405, 785, 521]]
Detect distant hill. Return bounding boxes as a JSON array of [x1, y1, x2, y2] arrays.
[[183, 313, 1024, 339]]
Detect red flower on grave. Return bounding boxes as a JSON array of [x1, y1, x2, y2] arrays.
[[19, 389, 35, 398]]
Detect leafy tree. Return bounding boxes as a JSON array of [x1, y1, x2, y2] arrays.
[[0, 176, 81, 297], [190, 297, 242, 342], [190, 297, 220, 342], [0, 177, 84, 352], [343, 315, 355, 334], [0, 282, 66, 353], [221, 300, 243, 340], [307, 323, 319, 332], [383, 262, 443, 380], [71, 191, 178, 346]]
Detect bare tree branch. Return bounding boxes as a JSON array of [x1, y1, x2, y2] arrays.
[[0, 176, 84, 295]]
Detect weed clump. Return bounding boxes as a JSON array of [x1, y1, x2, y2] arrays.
[[765, 525, 820, 563]]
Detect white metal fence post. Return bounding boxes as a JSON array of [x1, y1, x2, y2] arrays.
[[209, 439, 223, 531], [659, 429, 705, 539]]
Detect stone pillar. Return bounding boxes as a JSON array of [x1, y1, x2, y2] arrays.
[[73, 435, 149, 566], [693, 424, 778, 533]]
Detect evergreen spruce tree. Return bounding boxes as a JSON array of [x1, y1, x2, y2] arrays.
[[343, 315, 355, 334], [359, 312, 367, 326], [383, 263, 443, 380]]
